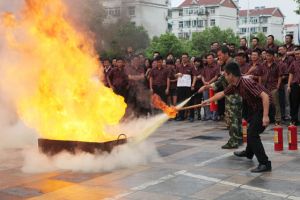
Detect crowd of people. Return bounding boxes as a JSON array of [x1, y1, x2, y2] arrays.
[[101, 34, 300, 173]]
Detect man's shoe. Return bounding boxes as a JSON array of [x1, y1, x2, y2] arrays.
[[189, 118, 194, 123], [222, 143, 238, 149], [176, 117, 184, 121], [251, 163, 272, 173], [234, 150, 253, 159]]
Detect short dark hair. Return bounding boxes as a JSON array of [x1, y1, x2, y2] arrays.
[[252, 37, 259, 42], [224, 62, 241, 77], [295, 46, 300, 51], [116, 57, 124, 61], [267, 35, 275, 40], [286, 34, 293, 40], [206, 53, 215, 58], [235, 52, 247, 58], [240, 37, 247, 42], [102, 58, 110, 62], [194, 57, 202, 63], [252, 49, 262, 55], [266, 49, 275, 56], [182, 52, 189, 57], [218, 45, 230, 54], [229, 43, 236, 47], [166, 59, 174, 65], [155, 55, 163, 61], [279, 45, 287, 49]]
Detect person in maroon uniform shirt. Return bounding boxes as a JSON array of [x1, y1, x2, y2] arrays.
[[265, 35, 278, 54], [201, 53, 220, 121], [278, 45, 295, 121], [235, 52, 250, 75], [261, 49, 282, 124], [107, 58, 129, 101], [191, 57, 204, 120], [166, 59, 178, 107], [246, 49, 263, 83], [285, 34, 296, 56], [102, 58, 113, 87], [287, 47, 300, 125], [149, 55, 170, 104], [203, 62, 273, 173], [248, 37, 261, 56], [176, 53, 194, 121]]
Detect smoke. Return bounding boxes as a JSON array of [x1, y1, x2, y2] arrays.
[[22, 141, 161, 173]]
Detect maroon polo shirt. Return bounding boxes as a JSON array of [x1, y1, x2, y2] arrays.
[[192, 66, 204, 89], [289, 59, 300, 84], [201, 64, 220, 82], [108, 67, 129, 89], [240, 63, 251, 75], [247, 62, 264, 77], [285, 44, 295, 53], [224, 77, 272, 112], [150, 67, 169, 87], [168, 66, 177, 90], [125, 65, 145, 86], [261, 62, 281, 91], [176, 63, 193, 75], [265, 44, 278, 53]]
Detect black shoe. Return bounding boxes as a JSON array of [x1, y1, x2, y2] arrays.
[[188, 118, 194, 122], [233, 150, 253, 159], [222, 143, 238, 149], [176, 117, 184, 121], [251, 163, 272, 173], [197, 116, 201, 120]]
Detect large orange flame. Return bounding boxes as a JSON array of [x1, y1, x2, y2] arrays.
[[151, 94, 177, 118], [0, 0, 127, 142]]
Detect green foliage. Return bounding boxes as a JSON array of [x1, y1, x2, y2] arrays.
[[145, 33, 185, 58], [251, 32, 267, 47], [102, 22, 150, 59], [190, 27, 239, 56], [294, 0, 300, 14]]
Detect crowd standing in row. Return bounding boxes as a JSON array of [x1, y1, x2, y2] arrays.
[[101, 34, 300, 173]]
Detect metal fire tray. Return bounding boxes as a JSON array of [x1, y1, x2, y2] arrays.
[[38, 134, 127, 156]]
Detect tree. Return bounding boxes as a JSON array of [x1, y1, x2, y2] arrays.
[[294, 0, 300, 14], [145, 33, 185, 58], [190, 27, 239, 56]]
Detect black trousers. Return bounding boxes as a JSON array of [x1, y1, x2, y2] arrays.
[[189, 91, 203, 119], [290, 83, 300, 124], [245, 105, 274, 165], [278, 87, 285, 119], [153, 85, 167, 103], [177, 87, 192, 119]]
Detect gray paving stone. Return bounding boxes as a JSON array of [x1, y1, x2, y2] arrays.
[[157, 144, 194, 157], [144, 175, 215, 197], [216, 188, 286, 200]]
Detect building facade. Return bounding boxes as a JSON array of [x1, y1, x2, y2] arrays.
[[168, 0, 238, 39], [102, 0, 169, 38], [284, 24, 300, 45], [238, 7, 285, 41]]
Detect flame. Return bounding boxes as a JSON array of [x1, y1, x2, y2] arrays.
[[0, 0, 126, 142], [151, 94, 177, 118]]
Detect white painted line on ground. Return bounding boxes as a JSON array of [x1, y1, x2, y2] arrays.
[[194, 152, 233, 167], [181, 171, 298, 199]]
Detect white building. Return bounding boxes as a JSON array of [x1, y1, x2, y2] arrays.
[[168, 0, 238, 39], [238, 7, 285, 41], [102, 0, 169, 38], [284, 24, 300, 45]]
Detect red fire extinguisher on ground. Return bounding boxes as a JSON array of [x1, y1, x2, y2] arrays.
[[209, 88, 218, 112], [242, 120, 247, 143], [274, 125, 283, 151], [288, 125, 298, 150]]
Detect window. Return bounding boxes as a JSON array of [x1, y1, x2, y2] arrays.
[[240, 17, 247, 24], [262, 27, 268, 33], [240, 28, 247, 33], [184, 20, 191, 28], [197, 20, 204, 27], [192, 20, 197, 27], [210, 19, 216, 26], [250, 27, 257, 33], [106, 7, 121, 17], [179, 10, 183, 16], [179, 21, 183, 28], [210, 8, 215, 14], [260, 17, 268, 23], [178, 33, 183, 38], [128, 6, 135, 16], [250, 17, 258, 24], [183, 32, 190, 39]]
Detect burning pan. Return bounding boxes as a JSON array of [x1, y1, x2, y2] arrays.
[[38, 134, 127, 156]]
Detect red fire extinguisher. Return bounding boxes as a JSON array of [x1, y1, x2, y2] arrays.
[[209, 88, 218, 112], [274, 125, 283, 151], [288, 125, 298, 150], [242, 120, 247, 143]]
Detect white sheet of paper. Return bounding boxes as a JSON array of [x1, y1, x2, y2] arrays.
[[177, 74, 192, 87]]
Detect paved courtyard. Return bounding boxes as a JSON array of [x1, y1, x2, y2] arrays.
[[0, 119, 300, 200]]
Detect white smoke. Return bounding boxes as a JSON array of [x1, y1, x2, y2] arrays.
[[22, 141, 161, 173]]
